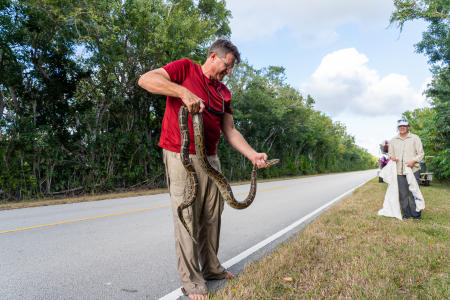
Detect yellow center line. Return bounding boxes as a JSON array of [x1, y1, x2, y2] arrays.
[[1, 180, 314, 235], [0, 204, 171, 235]]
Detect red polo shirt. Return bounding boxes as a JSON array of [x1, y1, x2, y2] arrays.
[[158, 58, 232, 155]]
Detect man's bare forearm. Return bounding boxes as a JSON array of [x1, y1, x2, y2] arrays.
[[138, 68, 205, 113], [221, 112, 268, 168], [223, 127, 258, 160], [138, 69, 187, 98], [223, 128, 268, 168]]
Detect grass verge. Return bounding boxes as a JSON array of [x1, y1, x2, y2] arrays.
[[212, 178, 449, 299]]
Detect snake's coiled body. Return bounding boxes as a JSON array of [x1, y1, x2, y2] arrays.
[[177, 107, 199, 243], [177, 106, 279, 242]]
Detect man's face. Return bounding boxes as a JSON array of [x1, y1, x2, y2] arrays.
[[211, 52, 235, 81], [398, 125, 408, 134]]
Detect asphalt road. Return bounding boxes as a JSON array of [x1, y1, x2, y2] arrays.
[[0, 169, 377, 300]]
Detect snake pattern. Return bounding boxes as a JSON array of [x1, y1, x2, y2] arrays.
[[178, 105, 279, 242]]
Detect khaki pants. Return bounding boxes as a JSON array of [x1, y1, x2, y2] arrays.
[[163, 149, 227, 295]]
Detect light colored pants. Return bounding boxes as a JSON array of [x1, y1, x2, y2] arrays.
[[163, 149, 227, 295]]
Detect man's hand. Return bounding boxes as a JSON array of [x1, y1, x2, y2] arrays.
[[181, 89, 205, 114], [406, 160, 416, 168], [390, 156, 397, 161], [250, 152, 269, 169]]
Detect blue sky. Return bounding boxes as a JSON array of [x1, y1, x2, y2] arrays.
[[225, 0, 432, 157]]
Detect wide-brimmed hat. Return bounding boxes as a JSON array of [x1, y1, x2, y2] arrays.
[[397, 117, 409, 127]]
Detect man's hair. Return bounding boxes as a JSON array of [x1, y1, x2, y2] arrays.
[[208, 39, 241, 64]]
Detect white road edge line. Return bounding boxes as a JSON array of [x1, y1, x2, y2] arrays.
[[159, 175, 375, 300]]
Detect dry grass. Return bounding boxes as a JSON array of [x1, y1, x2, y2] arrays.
[[212, 179, 450, 299]]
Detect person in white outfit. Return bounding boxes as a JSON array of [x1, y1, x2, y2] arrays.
[[388, 117, 425, 219]]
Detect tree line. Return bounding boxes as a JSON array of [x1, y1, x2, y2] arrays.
[[391, 0, 449, 180], [0, 0, 376, 201]]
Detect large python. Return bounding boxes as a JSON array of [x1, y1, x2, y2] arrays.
[[177, 105, 279, 242]]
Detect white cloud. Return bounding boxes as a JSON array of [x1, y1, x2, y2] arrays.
[[300, 48, 429, 116], [226, 0, 394, 44], [334, 113, 400, 156]]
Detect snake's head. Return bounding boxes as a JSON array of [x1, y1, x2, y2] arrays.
[[254, 159, 279, 170], [266, 159, 280, 167]]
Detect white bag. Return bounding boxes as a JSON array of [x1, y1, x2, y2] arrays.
[[405, 166, 425, 212], [378, 161, 402, 220]]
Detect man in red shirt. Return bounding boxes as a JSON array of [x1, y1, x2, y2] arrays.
[[139, 39, 269, 300]]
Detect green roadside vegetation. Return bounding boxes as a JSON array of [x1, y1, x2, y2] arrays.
[[0, 0, 376, 202], [212, 178, 450, 299], [390, 0, 450, 180]]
